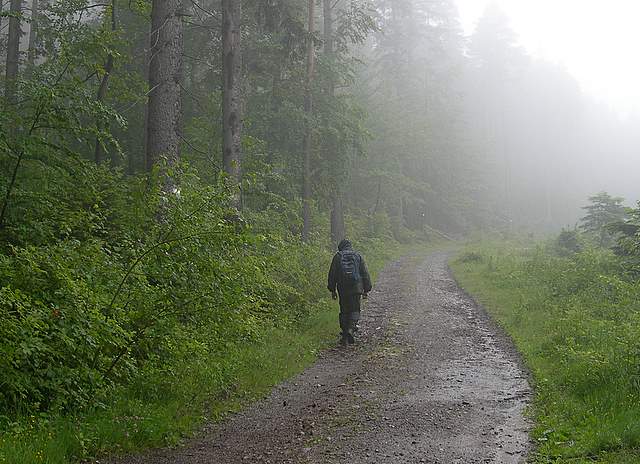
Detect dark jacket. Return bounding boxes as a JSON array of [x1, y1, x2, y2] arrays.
[[327, 242, 372, 296]]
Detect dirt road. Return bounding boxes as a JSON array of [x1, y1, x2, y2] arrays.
[[108, 252, 531, 464]]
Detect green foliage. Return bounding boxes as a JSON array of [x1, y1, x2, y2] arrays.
[[555, 228, 583, 256], [452, 242, 640, 462], [609, 201, 640, 272], [0, 308, 340, 464], [0, 165, 331, 415], [580, 192, 627, 247]]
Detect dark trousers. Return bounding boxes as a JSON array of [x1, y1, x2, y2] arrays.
[[338, 293, 361, 335]]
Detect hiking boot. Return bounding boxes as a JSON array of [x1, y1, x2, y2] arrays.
[[347, 333, 355, 344]]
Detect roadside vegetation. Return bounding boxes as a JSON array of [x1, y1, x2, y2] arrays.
[[452, 194, 640, 463], [0, 167, 416, 463]]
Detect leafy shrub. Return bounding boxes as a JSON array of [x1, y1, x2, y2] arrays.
[[579, 192, 627, 247], [0, 163, 339, 417], [610, 201, 640, 273], [555, 228, 582, 256]]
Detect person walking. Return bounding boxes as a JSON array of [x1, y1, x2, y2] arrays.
[[327, 239, 372, 346]]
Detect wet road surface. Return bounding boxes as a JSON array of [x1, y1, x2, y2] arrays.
[[105, 252, 531, 464]]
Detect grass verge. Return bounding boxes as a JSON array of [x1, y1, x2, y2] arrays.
[[450, 241, 640, 463], [0, 310, 337, 464], [0, 241, 420, 464]]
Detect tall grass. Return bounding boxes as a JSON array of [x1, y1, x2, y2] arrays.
[[451, 242, 640, 463]]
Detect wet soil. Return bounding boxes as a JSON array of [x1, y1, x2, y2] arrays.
[[106, 252, 532, 464]]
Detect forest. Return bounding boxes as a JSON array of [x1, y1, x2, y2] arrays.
[[2, 0, 640, 462]]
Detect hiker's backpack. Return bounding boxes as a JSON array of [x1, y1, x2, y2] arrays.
[[338, 250, 361, 287]]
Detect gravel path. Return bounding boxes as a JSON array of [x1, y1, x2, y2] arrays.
[[106, 252, 531, 464]]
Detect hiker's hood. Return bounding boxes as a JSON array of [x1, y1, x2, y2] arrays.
[[338, 239, 352, 251]]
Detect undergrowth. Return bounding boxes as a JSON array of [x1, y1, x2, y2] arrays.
[[0, 244, 405, 464], [451, 241, 640, 463], [0, 165, 413, 463], [0, 307, 337, 463]]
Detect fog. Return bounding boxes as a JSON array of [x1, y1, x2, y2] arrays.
[[364, 0, 640, 233], [1, 0, 638, 237], [456, 0, 640, 117], [452, 0, 640, 230]]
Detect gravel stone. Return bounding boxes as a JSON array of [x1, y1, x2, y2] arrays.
[[104, 252, 531, 464]]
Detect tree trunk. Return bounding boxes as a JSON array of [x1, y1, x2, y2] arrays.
[[145, 0, 184, 189], [323, 0, 345, 245], [0, 2, 3, 55], [139, 45, 151, 175], [94, 0, 116, 164], [222, 0, 242, 208], [330, 195, 346, 244], [0, 0, 22, 231], [4, 0, 22, 103], [26, 0, 38, 71], [301, 0, 315, 242], [370, 177, 382, 216]]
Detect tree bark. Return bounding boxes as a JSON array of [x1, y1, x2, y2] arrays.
[[4, 0, 22, 104], [370, 177, 382, 216], [301, 0, 315, 242], [323, 0, 345, 245], [26, 0, 38, 71], [145, 0, 184, 187], [0, 0, 23, 231], [330, 195, 346, 244], [139, 45, 151, 176], [94, 0, 116, 164], [222, 0, 242, 208]]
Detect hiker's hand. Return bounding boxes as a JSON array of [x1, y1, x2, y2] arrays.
[[362, 293, 368, 300], [332, 292, 337, 300]]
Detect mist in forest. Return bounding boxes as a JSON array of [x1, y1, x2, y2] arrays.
[[454, 0, 640, 231], [361, 0, 640, 234], [1, 0, 638, 239]]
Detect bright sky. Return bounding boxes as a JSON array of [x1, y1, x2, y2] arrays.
[[454, 0, 640, 117]]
